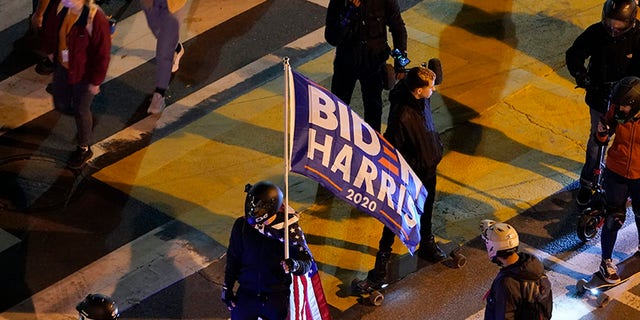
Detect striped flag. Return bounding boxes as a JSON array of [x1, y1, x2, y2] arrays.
[[254, 206, 331, 320]]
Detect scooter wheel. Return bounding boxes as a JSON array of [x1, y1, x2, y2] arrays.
[[576, 211, 602, 242]]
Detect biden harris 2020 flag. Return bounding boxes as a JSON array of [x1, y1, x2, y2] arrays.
[[285, 66, 428, 254]]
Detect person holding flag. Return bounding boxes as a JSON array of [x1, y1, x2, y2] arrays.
[[354, 65, 447, 292], [222, 181, 329, 320]]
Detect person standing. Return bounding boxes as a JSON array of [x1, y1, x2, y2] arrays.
[[140, 0, 186, 114], [592, 76, 640, 283], [480, 220, 553, 320], [566, 0, 640, 205], [222, 181, 312, 320], [44, 0, 111, 168], [354, 66, 446, 292], [324, 0, 407, 132]]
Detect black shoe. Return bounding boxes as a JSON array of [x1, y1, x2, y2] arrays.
[[35, 57, 54, 75], [576, 186, 592, 206], [366, 251, 391, 284], [417, 238, 447, 263], [599, 259, 621, 284], [68, 146, 93, 169]]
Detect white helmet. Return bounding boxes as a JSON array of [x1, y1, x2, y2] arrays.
[[480, 220, 519, 260]]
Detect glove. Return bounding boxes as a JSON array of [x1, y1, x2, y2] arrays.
[[281, 258, 300, 274], [595, 120, 610, 145], [221, 285, 236, 310], [575, 72, 591, 88]]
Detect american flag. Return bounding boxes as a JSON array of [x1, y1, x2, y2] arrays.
[[254, 206, 332, 320]]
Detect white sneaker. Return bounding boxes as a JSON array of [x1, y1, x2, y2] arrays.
[[147, 92, 166, 114], [172, 42, 184, 73]]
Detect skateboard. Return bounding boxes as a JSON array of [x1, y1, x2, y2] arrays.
[[576, 253, 640, 307], [350, 246, 466, 306], [350, 278, 388, 306]]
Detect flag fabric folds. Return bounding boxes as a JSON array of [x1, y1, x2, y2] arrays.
[[253, 206, 331, 320], [286, 68, 428, 254]]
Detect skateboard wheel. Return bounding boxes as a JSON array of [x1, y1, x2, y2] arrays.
[[576, 279, 587, 295], [454, 254, 467, 268], [370, 290, 384, 306], [597, 294, 610, 308]]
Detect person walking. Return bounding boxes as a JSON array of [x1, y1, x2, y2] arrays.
[[140, 0, 186, 114], [44, 0, 111, 168]]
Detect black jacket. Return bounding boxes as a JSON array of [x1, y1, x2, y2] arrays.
[[566, 21, 640, 112], [484, 252, 553, 320], [224, 216, 312, 295], [325, 0, 407, 68], [383, 80, 443, 179]]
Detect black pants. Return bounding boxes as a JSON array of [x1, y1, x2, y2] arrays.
[[330, 58, 384, 132], [232, 290, 289, 320], [378, 175, 437, 252]]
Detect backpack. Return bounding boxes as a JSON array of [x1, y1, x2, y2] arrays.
[[514, 275, 553, 320], [57, 2, 103, 37]]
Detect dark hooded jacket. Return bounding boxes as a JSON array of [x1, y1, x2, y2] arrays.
[[383, 80, 443, 179], [484, 252, 553, 320], [325, 0, 407, 69], [566, 21, 640, 113], [224, 214, 312, 297]]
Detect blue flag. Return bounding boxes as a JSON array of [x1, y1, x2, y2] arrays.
[[287, 69, 427, 254]]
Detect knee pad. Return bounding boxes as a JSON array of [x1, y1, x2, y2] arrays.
[[604, 211, 626, 232]]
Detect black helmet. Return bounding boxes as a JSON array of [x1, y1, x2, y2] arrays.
[[76, 294, 119, 320], [244, 181, 283, 225], [602, 0, 637, 37], [612, 76, 640, 122]]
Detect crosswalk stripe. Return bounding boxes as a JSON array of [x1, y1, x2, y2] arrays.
[[0, 0, 264, 136], [0, 220, 224, 320]]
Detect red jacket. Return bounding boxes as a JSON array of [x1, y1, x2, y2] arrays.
[[599, 106, 640, 179], [44, 4, 111, 85]]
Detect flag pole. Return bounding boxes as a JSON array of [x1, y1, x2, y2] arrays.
[[283, 57, 291, 260]]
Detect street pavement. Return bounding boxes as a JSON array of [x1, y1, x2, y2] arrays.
[[1, 0, 640, 319]]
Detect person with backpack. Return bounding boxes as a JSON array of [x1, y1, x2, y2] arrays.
[[43, 0, 111, 169], [480, 220, 553, 320]]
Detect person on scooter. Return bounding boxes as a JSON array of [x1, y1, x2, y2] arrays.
[[593, 76, 640, 283], [566, 0, 640, 206]]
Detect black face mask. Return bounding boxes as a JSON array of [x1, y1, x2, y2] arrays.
[[615, 109, 628, 123], [491, 256, 503, 267]]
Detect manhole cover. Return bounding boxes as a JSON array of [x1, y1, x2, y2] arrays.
[[0, 155, 84, 212]]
